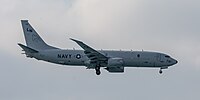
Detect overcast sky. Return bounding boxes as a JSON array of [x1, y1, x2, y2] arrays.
[[0, 0, 200, 100]]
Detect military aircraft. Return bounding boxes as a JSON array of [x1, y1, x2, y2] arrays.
[[18, 20, 178, 75]]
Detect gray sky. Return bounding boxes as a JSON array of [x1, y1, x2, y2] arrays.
[[0, 0, 200, 100]]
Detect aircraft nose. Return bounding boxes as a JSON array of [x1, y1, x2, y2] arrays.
[[174, 59, 178, 64]]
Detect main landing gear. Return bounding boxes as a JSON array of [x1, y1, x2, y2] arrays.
[[159, 69, 163, 74], [95, 67, 101, 75]]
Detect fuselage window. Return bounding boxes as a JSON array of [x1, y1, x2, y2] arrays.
[[137, 54, 140, 58]]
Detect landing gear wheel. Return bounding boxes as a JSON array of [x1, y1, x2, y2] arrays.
[[95, 67, 101, 75], [159, 69, 163, 74], [96, 70, 101, 75]]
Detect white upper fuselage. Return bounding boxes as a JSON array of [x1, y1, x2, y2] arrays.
[[33, 49, 177, 69]]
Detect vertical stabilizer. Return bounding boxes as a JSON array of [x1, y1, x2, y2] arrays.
[[21, 20, 57, 50]]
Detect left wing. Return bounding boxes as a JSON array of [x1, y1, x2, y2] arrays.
[[70, 38, 108, 67]]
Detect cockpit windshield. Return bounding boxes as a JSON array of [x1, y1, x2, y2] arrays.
[[165, 55, 170, 58]]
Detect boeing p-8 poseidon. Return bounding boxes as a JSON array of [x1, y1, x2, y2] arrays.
[[18, 20, 178, 75]]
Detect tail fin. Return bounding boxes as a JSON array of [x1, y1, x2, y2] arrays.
[[21, 20, 57, 50]]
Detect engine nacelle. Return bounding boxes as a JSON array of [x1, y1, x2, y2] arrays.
[[105, 67, 124, 73], [107, 57, 124, 67]]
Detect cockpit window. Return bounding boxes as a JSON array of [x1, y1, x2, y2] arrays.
[[165, 55, 170, 58]]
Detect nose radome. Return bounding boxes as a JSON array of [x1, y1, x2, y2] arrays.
[[174, 59, 178, 64]]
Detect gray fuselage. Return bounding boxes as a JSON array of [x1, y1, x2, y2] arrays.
[[33, 49, 177, 69]]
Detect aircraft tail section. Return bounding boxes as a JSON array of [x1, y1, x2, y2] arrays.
[[18, 43, 38, 53], [21, 20, 57, 50], [18, 43, 38, 58]]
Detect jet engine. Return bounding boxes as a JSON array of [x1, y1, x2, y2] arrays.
[[107, 57, 124, 67], [105, 67, 124, 73], [105, 58, 124, 73]]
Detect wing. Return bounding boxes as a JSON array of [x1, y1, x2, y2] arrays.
[[70, 38, 108, 67]]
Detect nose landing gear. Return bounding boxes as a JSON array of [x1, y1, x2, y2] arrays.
[[159, 67, 168, 74]]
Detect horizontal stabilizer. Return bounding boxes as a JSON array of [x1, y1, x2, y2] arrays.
[[18, 43, 38, 53]]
